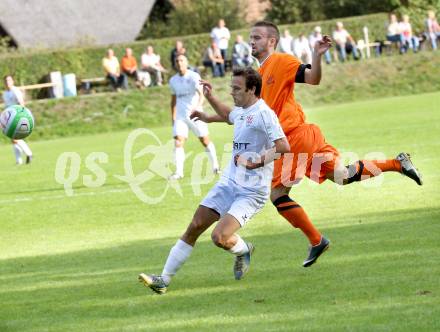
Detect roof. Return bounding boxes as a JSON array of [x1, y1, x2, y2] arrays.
[[0, 0, 155, 48]]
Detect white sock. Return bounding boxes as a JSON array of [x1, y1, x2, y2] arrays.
[[162, 239, 193, 284], [228, 235, 249, 256], [205, 142, 219, 170], [12, 143, 23, 164], [15, 140, 32, 156], [175, 147, 185, 177]]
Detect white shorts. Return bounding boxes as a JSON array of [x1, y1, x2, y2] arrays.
[[173, 117, 209, 138], [200, 179, 268, 227]]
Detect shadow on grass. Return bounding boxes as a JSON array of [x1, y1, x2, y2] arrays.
[[1, 207, 439, 331]]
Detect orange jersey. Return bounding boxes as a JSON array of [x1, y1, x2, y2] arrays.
[[258, 52, 305, 135]]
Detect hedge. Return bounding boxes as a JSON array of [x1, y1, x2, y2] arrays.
[[1, 51, 436, 142], [0, 13, 393, 88]]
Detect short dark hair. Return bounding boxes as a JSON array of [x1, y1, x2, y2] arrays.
[[253, 21, 280, 47], [232, 67, 262, 97]]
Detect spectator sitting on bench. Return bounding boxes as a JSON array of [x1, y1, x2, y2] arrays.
[[400, 15, 419, 53], [279, 29, 294, 55], [386, 13, 405, 53], [333, 21, 359, 62], [121, 48, 142, 88], [202, 41, 225, 77], [293, 32, 312, 64], [102, 49, 127, 91], [232, 35, 253, 68], [141, 46, 167, 86], [309, 26, 332, 64]]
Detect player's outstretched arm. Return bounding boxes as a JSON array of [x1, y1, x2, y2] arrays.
[[235, 137, 290, 170], [190, 110, 226, 123], [200, 80, 232, 122]]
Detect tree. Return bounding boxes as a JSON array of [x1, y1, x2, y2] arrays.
[[138, 0, 246, 39], [265, 0, 439, 25]]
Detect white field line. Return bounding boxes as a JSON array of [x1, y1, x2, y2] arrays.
[[0, 179, 216, 205], [0, 188, 131, 204]]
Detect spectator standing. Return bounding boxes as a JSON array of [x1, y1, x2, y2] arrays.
[[309, 26, 332, 64], [400, 15, 419, 53], [293, 32, 312, 64], [425, 10, 440, 50], [203, 42, 225, 77], [102, 49, 127, 91], [332, 22, 359, 62], [210, 19, 231, 60], [121, 48, 141, 87], [141, 46, 167, 86], [170, 40, 187, 71], [279, 29, 294, 54], [232, 35, 253, 68], [2, 75, 33, 165], [386, 14, 404, 53]]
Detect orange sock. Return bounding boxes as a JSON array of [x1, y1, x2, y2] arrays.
[[346, 159, 401, 183], [273, 196, 321, 246], [361, 160, 401, 176]]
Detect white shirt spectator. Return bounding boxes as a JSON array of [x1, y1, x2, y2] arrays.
[[210, 26, 231, 50], [3, 87, 24, 107], [293, 36, 312, 64], [141, 53, 161, 68], [309, 32, 322, 50], [387, 22, 401, 36], [279, 35, 294, 54], [333, 29, 350, 44]]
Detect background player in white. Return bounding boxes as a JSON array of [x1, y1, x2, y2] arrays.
[[168, 54, 219, 180], [2, 75, 33, 165], [139, 67, 290, 294]]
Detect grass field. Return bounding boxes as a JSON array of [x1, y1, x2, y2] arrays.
[[1, 92, 439, 331]]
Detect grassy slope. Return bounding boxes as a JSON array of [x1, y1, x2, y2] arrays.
[[0, 92, 439, 331], [0, 51, 437, 143]]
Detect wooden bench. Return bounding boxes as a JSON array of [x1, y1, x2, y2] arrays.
[[80, 77, 108, 93], [18, 82, 58, 100]]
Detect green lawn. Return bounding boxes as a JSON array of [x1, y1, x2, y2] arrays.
[[1, 92, 439, 331]]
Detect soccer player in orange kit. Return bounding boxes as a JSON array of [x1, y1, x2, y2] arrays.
[[249, 21, 423, 267]]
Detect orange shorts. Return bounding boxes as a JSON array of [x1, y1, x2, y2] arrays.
[[272, 123, 340, 188]]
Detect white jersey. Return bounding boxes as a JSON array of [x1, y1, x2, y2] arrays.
[[3, 87, 24, 107], [169, 70, 202, 120], [222, 99, 285, 195]]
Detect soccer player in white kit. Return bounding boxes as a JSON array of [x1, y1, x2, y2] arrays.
[[139, 67, 290, 294], [2, 75, 33, 165], [168, 54, 219, 179]]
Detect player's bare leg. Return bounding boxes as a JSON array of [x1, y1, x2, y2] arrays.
[[211, 214, 254, 280], [198, 136, 220, 174], [271, 185, 329, 267], [139, 205, 219, 294], [169, 135, 186, 180]]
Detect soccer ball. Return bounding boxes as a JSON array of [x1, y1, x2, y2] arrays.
[[0, 105, 34, 139]]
